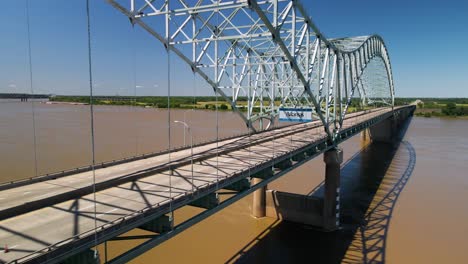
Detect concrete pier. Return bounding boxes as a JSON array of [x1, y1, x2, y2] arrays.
[[361, 128, 370, 141], [253, 107, 416, 230], [369, 118, 395, 143], [361, 128, 371, 148], [323, 148, 343, 231], [252, 177, 266, 218], [264, 148, 343, 231]]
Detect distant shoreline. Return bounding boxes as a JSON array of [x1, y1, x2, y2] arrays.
[[43, 101, 88, 106], [47, 96, 468, 117]]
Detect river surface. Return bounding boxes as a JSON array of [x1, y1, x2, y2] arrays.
[[0, 101, 467, 263]]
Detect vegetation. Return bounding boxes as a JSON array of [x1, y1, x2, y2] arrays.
[[441, 103, 468, 116], [394, 97, 468, 106], [219, 104, 228, 110], [50, 96, 468, 117], [412, 99, 468, 118]]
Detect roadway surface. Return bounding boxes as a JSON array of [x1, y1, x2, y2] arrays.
[[0, 107, 401, 263]]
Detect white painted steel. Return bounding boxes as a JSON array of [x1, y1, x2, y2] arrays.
[[106, 0, 395, 141]]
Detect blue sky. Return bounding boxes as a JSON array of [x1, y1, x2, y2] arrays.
[[0, 0, 467, 97]]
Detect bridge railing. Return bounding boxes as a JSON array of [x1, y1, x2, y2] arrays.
[[11, 157, 279, 263]]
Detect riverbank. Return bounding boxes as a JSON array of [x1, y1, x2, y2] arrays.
[[49, 96, 468, 117], [411, 98, 468, 118], [414, 106, 468, 118], [43, 101, 87, 105], [50, 95, 236, 111], [48, 95, 370, 113], [47, 95, 468, 119]]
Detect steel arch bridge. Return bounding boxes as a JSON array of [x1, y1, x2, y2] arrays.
[[107, 0, 395, 141]]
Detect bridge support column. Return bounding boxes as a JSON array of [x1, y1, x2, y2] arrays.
[[369, 118, 396, 143], [361, 128, 369, 141], [361, 128, 371, 148], [252, 177, 266, 218], [323, 148, 343, 231]]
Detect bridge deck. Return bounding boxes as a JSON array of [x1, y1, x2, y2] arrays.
[[0, 107, 404, 263]]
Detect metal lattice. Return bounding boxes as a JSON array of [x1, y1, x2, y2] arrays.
[[107, 0, 395, 141]]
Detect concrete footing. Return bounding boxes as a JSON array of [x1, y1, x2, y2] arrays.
[[266, 190, 323, 226], [263, 148, 343, 231]]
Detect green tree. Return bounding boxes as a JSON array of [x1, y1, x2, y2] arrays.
[[442, 102, 457, 116], [220, 104, 228, 110]]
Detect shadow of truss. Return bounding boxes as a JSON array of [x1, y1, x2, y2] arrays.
[[342, 141, 416, 264]]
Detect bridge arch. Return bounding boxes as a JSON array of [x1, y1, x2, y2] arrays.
[[107, 0, 396, 141], [330, 35, 395, 117]]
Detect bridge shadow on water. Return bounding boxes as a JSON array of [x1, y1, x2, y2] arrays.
[[227, 119, 416, 264]]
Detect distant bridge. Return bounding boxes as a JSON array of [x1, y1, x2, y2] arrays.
[[0, 93, 50, 102]]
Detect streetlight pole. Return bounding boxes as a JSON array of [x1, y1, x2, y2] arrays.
[[183, 109, 194, 147], [174, 120, 194, 192]]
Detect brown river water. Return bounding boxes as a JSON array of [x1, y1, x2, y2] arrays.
[[0, 101, 467, 263]]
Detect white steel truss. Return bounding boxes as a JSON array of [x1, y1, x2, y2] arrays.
[[107, 0, 395, 141]]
